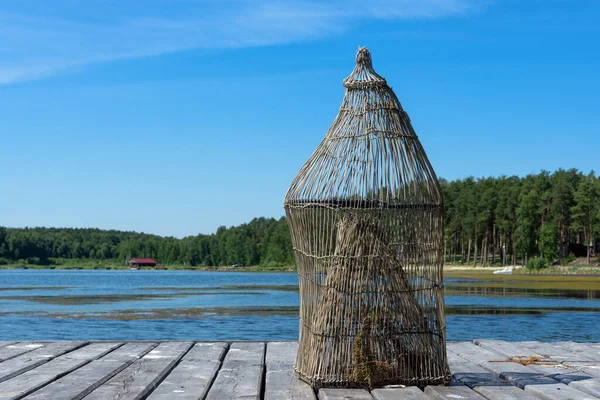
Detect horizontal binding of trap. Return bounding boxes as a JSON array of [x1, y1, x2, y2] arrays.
[[294, 367, 451, 390], [286, 199, 441, 210]]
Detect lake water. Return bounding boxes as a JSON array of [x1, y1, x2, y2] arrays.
[[0, 270, 598, 342]]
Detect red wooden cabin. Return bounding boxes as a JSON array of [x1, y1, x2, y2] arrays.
[[128, 258, 157, 268]]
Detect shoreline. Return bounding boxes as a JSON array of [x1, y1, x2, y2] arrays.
[[0, 264, 297, 272], [1, 263, 600, 275], [443, 263, 600, 275]]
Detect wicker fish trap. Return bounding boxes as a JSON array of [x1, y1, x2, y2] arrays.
[[284, 47, 451, 389]]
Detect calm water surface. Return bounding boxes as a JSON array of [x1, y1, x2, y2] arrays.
[[0, 270, 598, 341]]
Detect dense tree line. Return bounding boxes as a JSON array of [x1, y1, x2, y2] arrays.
[[1, 169, 598, 268], [442, 169, 600, 267], [0, 217, 294, 267]]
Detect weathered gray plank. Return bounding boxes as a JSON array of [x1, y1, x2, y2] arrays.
[[447, 347, 473, 365], [0, 343, 45, 362], [0, 342, 120, 400], [424, 385, 486, 400], [576, 361, 600, 378], [474, 340, 545, 360], [484, 349, 600, 398], [475, 344, 600, 395], [0, 343, 16, 350], [448, 342, 536, 379], [206, 342, 265, 400], [449, 341, 562, 385], [515, 341, 594, 362], [84, 341, 192, 400], [449, 343, 559, 385], [448, 351, 539, 400], [560, 342, 600, 362], [525, 362, 595, 383], [266, 371, 317, 400], [0, 341, 86, 383], [569, 378, 600, 398], [266, 341, 297, 366], [25, 342, 155, 400], [318, 388, 374, 400], [490, 360, 600, 399], [449, 350, 509, 387], [147, 342, 228, 400], [449, 342, 509, 362], [451, 343, 600, 399], [265, 342, 316, 400], [559, 344, 600, 379], [475, 386, 541, 400], [523, 381, 599, 400], [371, 387, 431, 400]]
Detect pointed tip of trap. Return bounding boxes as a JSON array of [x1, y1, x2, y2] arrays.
[[356, 47, 372, 66], [343, 46, 387, 89]]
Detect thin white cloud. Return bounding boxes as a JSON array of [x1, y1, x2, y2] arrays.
[[0, 0, 488, 84]]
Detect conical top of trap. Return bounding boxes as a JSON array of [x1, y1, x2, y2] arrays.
[[285, 47, 442, 208]]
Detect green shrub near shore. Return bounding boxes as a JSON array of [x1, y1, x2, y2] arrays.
[[526, 257, 547, 270]]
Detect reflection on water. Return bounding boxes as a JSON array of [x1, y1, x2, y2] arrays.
[[0, 270, 598, 341], [446, 286, 600, 299], [0, 291, 263, 305], [5, 306, 301, 320], [446, 285, 599, 300], [141, 285, 300, 292]]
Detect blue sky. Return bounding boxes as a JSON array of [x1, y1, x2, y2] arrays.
[[1, 0, 599, 237]]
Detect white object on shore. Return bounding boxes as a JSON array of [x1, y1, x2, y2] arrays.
[[493, 267, 513, 275]]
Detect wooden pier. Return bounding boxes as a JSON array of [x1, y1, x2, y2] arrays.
[[0, 340, 599, 399]]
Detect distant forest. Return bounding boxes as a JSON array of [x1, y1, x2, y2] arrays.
[[442, 168, 599, 266], [1, 169, 598, 267], [0, 217, 294, 267]]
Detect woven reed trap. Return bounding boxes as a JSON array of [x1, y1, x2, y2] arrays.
[[284, 47, 451, 389]]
